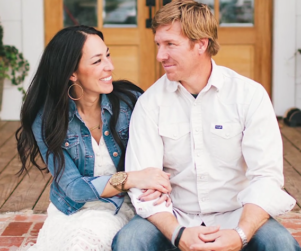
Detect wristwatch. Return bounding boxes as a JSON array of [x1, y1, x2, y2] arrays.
[[109, 172, 129, 192], [234, 226, 248, 248]]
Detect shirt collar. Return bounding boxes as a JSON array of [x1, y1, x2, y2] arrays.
[[207, 59, 223, 92], [165, 59, 223, 93]]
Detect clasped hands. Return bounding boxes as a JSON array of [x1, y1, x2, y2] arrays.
[[180, 226, 243, 251]]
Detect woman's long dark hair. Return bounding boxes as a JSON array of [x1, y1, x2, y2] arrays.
[[15, 25, 143, 184]]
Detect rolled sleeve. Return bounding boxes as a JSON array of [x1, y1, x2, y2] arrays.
[[125, 98, 173, 217], [240, 85, 296, 216], [32, 114, 122, 204], [90, 175, 111, 196], [128, 188, 173, 218]]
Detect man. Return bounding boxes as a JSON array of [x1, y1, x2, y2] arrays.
[[112, 1, 300, 250]]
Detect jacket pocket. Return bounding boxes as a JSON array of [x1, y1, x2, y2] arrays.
[[62, 135, 80, 161]]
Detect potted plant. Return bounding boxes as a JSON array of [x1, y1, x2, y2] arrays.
[[0, 21, 30, 112]]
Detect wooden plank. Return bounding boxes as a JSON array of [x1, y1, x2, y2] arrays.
[[283, 136, 301, 175], [0, 136, 18, 174], [0, 166, 51, 212], [295, 127, 301, 135], [0, 121, 7, 129], [33, 177, 52, 213], [0, 157, 25, 208], [284, 159, 301, 210], [281, 124, 301, 151], [0, 121, 20, 148]]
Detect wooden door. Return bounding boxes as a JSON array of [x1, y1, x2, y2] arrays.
[[213, 0, 273, 96], [45, 0, 272, 94], [44, 0, 157, 90]]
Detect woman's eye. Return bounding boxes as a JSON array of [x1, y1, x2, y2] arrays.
[[107, 53, 110, 57], [93, 59, 101, 64]]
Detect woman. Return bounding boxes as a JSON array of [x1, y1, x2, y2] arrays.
[[16, 25, 171, 250]]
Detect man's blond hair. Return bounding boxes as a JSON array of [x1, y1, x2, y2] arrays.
[[152, 0, 220, 56]]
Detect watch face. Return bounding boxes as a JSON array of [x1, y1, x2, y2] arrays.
[[110, 172, 127, 186]]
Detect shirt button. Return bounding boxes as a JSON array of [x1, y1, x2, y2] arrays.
[[96, 152, 100, 156], [225, 133, 230, 137], [197, 153, 200, 157], [104, 131, 110, 136], [65, 142, 69, 147], [113, 152, 118, 157], [201, 197, 206, 201]]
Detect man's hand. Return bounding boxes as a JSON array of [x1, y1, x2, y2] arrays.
[[178, 226, 220, 251], [190, 229, 242, 251]]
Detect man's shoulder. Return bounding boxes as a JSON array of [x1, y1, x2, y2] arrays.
[[138, 74, 171, 104], [219, 65, 265, 95]]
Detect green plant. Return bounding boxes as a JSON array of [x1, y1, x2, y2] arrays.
[[0, 21, 30, 98]]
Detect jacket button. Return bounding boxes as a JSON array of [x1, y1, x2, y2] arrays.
[[65, 142, 69, 147], [104, 131, 110, 136], [113, 152, 118, 157]]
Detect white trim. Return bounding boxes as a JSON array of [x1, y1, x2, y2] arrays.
[[272, 0, 296, 116]]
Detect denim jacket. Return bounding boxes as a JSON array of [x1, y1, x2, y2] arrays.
[[32, 94, 135, 215]]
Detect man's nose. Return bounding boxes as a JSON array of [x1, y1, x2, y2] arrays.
[[156, 46, 168, 62]]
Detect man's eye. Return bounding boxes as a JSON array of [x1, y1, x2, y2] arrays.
[[93, 59, 101, 64], [107, 53, 110, 57], [168, 43, 174, 46]]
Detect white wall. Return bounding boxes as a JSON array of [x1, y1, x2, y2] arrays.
[[295, 0, 301, 109], [272, 0, 301, 116], [0, 0, 44, 120]]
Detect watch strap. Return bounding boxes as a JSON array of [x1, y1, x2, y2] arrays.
[[234, 226, 248, 248], [174, 227, 186, 247]]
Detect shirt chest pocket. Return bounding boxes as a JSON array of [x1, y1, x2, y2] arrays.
[[62, 135, 80, 161], [210, 123, 243, 162], [159, 123, 191, 165], [159, 123, 190, 140]]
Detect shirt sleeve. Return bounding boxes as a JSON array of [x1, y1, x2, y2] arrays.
[[238, 84, 296, 216], [32, 114, 123, 205], [125, 98, 173, 218]]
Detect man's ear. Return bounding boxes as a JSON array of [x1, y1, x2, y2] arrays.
[[69, 73, 77, 82], [196, 38, 209, 55]]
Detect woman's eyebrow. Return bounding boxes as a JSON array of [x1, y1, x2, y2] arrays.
[[90, 48, 109, 59]]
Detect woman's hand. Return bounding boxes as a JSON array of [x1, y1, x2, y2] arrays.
[[138, 189, 172, 207], [125, 167, 171, 194]]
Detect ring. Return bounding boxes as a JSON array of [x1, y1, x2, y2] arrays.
[[161, 193, 169, 198]]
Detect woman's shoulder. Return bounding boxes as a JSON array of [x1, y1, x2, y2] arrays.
[[111, 80, 144, 108], [113, 80, 143, 97]]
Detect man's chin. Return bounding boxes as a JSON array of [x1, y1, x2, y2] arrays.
[[165, 73, 177, 82]]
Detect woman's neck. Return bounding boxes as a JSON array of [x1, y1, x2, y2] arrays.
[[75, 94, 101, 115]]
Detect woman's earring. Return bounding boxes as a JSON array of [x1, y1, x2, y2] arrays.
[[68, 83, 83, 100]]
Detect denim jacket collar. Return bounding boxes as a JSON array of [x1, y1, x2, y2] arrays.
[[68, 94, 113, 122]]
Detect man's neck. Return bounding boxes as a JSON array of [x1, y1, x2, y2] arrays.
[[180, 57, 212, 94]]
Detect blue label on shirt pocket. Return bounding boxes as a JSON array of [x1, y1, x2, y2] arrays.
[[215, 125, 223, 129]]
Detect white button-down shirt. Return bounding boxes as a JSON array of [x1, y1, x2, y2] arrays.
[[126, 60, 296, 229]]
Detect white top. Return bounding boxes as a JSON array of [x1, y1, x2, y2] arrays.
[[125, 60, 296, 229], [24, 136, 134, 251], [84, 136, 131, 208]]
